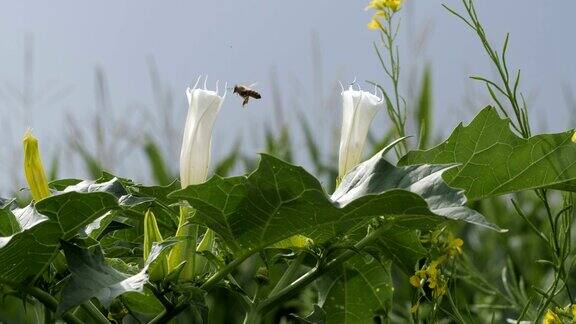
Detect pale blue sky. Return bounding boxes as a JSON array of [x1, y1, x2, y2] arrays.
[[1, 1, 575, 192]]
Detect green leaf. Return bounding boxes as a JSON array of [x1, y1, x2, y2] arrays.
[[363, 225, 426, 274], [291, 304, 326, 324], [333, 147, 501, 231], [61, 177, 127, 198], [36, 192, 119, 239], [57, 241, 148, 315], [399, 107, 576, 200], [323, 257, 393, 323], [170, 154, 485, 257], [415, 65, 432, 149], [0, 221, 62, 284], [121, 290, 164, 317], [12, 204, 48, 231], [0, 199, 18, 236], [0, 191, 118, 284]]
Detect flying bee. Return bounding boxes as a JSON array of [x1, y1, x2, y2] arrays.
[[233, 83, 261, 107]]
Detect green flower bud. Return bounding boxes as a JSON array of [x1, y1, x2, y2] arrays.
[[144, 210, 168, 281], [23, 130, 50, 201]]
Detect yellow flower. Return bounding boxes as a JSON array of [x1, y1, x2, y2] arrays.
[[367, 18, 382, 30], [410, 256, 448, 298], [23, 130, 50, 201], [387, 0, 403, 12], [366, 0, 403, 12], [543, 309, 561, 324], [446, 235, 464, 256], [409, 274, 422, 288], [365, 0, 386, 11], [572, 304, 576, 318], [410, 302, 419, 314], [432, 280, 447, 299], [572, 130, 576, 143], [426, 256, 447, 298]]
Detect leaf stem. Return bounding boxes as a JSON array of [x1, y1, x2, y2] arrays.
[[200, 252, 253, 291], [147, 302, 190, 324], [81, 301, 110, 324], [24, 286, 83, 324], [268, 252, 306, 297], [256, 231, 380, 316]]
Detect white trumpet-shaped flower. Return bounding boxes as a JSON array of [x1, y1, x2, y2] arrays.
[[180, 77, 226, 187], [169, 77, 226, 281], [338, 85, 383, 180]]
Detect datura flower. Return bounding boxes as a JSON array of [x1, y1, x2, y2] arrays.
[[179, 77, 226, 188], [23, 130, 50, 201], [337, 85, 383, 180], [169, 77, 226, 281]]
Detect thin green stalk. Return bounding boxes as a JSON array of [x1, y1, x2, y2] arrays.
[[200, 252, 253, 291], [24, 286, 83, 324], [81, 301, 110, 324], [268, 252, 306, 297], [147, 302, 190, 324], [257, 231, 380, 316], [372, 10, 407, 158]]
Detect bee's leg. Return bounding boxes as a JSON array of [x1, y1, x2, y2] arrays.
[[242, 96, 249, 107]]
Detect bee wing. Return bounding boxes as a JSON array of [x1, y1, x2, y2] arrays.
[[248, 82, 258, 88]]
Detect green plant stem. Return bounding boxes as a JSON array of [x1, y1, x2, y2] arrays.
[[24, 286, 83, 324], [243, 307, 262, 324], [268, 252, 306, 297], [200, 252, 253, 291], [256, 231, 380, 316], [81, 301, 110, 324], [147, 302, 190, 324]]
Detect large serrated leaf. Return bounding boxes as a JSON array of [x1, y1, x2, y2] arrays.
[[399, 107, 576, 200], [0, 199, 18, 236], [322, 257, 393, 324], [0, 191, 118, 284], [170, 154, 487, 257], [36, 192, 119, 239], [333, 148, 501, 231], [57, 240, 176, 315], [363, 224, 427, 274], [57, 241, 148, 315]]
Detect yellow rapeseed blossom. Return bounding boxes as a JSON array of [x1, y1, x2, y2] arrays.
[[366, 0, 403, 12], [365, 0, 402, 30], [572, 130, 576, 143], [543, 309, 561, 324], [367, 11, 388, 30], [446, 235, 464, 257], [409, 256, 448, 298], [23, 130, 50, 201], [410, 302, 419, 314], [367, 17, 382, 30], [572, 304, 576, 318], [409, 274, 422, 288]]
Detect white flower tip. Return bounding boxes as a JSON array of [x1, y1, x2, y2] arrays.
[[192, 75, 202, 90]]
